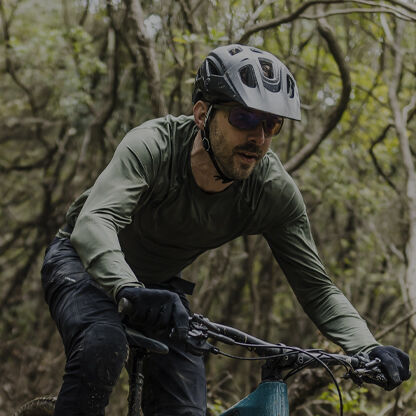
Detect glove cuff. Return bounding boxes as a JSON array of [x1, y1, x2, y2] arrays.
[[115, 283, 145, 302]]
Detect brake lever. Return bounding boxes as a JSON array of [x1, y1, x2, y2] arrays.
[[186, 334, 219, 356], [181, 315, 220, 356], [344, 356, 388, 388], [191, 314, 220, 332]]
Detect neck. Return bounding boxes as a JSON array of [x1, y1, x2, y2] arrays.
[[191, 131, 234, 193]]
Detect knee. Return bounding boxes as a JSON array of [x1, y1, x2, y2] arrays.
[[81, 322, 128, 387]]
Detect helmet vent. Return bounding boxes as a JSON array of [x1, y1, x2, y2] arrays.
[[250, 47, 263, 54], [207, 61, 220, 76], [239, 65, 257, 88], [259, 59, 274, 79], [287, 74, 296, 98], [228, 46, 242, 56]]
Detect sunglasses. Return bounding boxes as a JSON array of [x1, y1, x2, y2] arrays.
[[213, 105, 284, 137]]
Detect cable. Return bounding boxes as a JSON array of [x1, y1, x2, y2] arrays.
[[217, 350, 298, 361], [215, 345, 345, 416], [219, 340, 354, 375], [193, 317, 368, 416]]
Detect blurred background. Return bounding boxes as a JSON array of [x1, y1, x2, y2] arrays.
[[1, 0, 415, 414]]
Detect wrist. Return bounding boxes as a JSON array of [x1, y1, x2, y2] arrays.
[[115, 283, 145, 302]]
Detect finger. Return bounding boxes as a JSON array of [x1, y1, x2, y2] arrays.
[[145, 307, 159, 327], [381, 356, 401, 386], [155, 303, 173, 329], [396, 353, 410, 380], [172, 299, 189, 340], [362, 376, 390, 391]]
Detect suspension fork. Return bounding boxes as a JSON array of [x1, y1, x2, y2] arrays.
[[126, 347, 146, 416]]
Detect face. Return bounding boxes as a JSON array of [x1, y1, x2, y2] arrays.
[[208, 107, 275, 180]]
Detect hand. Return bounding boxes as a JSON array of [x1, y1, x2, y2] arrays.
[[117, 286, 189, 340], [368, 345, 411, 390]]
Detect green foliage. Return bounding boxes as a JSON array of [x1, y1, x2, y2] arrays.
[[207, 398, 228, 415], [319, 384, 370, 415], [66, 26, 107, 79]]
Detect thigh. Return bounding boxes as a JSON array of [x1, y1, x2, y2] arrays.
[[52, 278, 127, 416], [41, 237, 123, 352], [41, 238, 128, 415], [142, 333, 206, 416]]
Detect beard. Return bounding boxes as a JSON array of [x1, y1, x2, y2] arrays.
[[209, 119, 264, 181]]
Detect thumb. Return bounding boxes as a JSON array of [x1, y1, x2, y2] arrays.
[[172, 299, 189, 341]]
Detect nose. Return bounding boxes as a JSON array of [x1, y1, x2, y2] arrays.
[[247, 123, 266, 145]]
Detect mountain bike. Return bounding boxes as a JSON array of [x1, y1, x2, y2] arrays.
[[13, 298, 387, 416]]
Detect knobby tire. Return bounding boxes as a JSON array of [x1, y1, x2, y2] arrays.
[[13, 396, 56, 416]]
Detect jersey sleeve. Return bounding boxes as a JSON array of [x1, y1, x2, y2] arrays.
[[70, 128, 160, 300], [263, 182, 379, 355]]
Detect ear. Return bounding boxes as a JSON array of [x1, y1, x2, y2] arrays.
[[193, 101, 209, 130]]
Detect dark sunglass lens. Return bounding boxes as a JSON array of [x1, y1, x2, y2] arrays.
[[229, 108, 262, 130], [228, 107, 284, 136], [264, 117, 283, 136]]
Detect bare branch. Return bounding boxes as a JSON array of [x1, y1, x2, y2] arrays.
[[375, 309, 416, 339], [124, 0, 167, 116], [0, 151, 57, 172], [244, 0, 275, 28], [94, 27, 119, 128], [238, 0, 347, 44], [385, 19, 416, 333], [177, 0, 198, 33], [79, 0, 90, 26], [301, 7, 414, 21], [303, 0, 416, 20], [403, 94, 416, 121], [77, 21, 120, 168], [379, 384, 416, 416], [350, 0, 416, 13], [0, 0, 39, 114], [108, 1, 138, 64], [384, 0, 416, 14], [238, 0, 416, 43], [288, 368, 332, 411], [284, 18, 351, 173], [368, 99, 416, 193], [369, 124, 399, 193]]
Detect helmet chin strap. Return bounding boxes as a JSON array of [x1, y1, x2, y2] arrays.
[[201, 105, 234, 184]]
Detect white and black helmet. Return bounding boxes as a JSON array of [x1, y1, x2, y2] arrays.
[[192, 44, 301, 121]]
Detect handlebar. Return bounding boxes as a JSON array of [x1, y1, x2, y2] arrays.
[[118, 297, 389, 416], [118, 298, 388, 389], [187, 314, 387, 386]]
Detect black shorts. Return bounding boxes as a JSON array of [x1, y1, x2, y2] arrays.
[[41, 237, 206, 415]]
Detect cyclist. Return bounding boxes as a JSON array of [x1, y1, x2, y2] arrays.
[[41, 44, 410, 416]]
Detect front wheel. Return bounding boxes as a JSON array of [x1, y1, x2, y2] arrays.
[[13, 396, 56, 416]]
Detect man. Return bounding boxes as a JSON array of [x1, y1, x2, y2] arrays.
[[41, 44, 410, 415]]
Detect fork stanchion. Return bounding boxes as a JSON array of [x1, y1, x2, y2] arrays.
[[126, 348, 145, 416]]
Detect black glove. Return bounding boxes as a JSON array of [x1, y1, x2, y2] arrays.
[[368, 345, 411, 390], [117, 286, 189, 340]]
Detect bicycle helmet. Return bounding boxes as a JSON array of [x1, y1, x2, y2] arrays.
[[192, 44, 301, 183], [192, 44, 301, 121]]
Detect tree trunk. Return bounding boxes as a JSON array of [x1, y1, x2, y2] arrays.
[[126, 0, 167, 117], [384, 18, 416, 332]]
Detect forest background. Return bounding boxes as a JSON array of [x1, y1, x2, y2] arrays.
[[1, 0, 415, 415]]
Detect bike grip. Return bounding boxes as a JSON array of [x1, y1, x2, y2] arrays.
[[373, 371, 389, 388], [363, 365, 390, 389], [118, 297, 133, 315]]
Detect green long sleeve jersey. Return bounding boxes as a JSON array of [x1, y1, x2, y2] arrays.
[[66, 114, 379, 354]]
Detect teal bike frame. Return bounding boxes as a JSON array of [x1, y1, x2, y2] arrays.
[[221, 381, 289, 416]]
